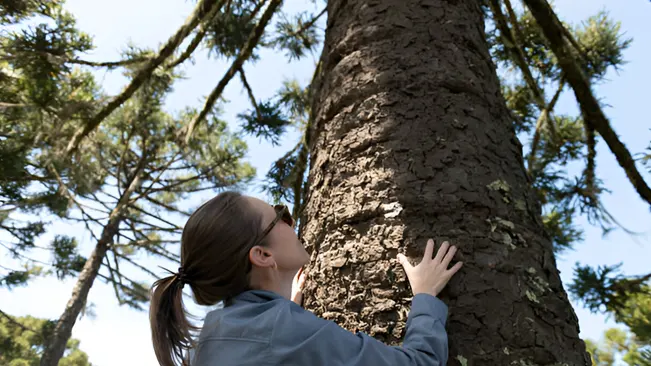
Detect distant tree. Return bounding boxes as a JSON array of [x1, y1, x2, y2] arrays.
[[0, 311, 91, 366], [587, 327, 651, 366]]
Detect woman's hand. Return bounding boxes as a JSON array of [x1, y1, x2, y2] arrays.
[[291, 267, 307, 305], [397, 239, 463, 297]]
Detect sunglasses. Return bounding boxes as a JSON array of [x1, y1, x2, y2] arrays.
[[254, 204, 295, 246]]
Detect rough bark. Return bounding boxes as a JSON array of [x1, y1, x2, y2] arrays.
[[522, 0, 651, 208], [39, 169, 146, 366], [300, 0, 590, 365]]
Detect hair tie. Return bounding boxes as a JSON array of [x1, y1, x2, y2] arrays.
[[159, 265, 190, 287]]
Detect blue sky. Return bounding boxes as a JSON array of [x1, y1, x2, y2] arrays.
[[1, 0, 650, 365]]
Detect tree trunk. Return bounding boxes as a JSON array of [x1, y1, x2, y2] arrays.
[[299, 1, 590, 364], [40, 172, 145, 366]]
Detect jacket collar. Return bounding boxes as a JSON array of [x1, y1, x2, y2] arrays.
[[234, 289, 285, 304]]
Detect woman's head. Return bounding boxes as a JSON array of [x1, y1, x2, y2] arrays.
[[149, 191, 309, 366]]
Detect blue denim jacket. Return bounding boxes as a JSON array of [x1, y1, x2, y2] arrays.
[[191, 290, 448, 366]]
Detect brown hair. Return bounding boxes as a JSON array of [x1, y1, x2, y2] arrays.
[[149, 191, 265, 366]]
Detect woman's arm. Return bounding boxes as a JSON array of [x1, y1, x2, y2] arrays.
[[271, 239, 462, 365], [271, 293, 448, 365]]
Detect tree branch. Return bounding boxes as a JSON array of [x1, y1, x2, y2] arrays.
[[528, 78, 565, 172], [183, 0, 283, 142], [168, 29, 207, 68], [66, 56, 150, 68], [0, 308, 41, 335], [489, 0, 558, 138], [523, 0, 651, 207], [289, 7, 326, 38], [104, 255, 124, 305], [127, 203, 183, 230], [65, 0, 229, 155], [141, 195, 191, 216], [239, 68, 263, 121], [111, 249, 160, 279]]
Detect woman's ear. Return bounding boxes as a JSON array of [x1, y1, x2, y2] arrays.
[[249, 245, 275, 268]]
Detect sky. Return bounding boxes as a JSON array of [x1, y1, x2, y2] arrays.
[[1, 0, 650, 365]]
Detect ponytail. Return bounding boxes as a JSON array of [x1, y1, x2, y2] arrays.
[[148, 191, 270, 364], [149, 275, 197, 366]]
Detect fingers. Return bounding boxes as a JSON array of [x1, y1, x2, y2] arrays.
[[422, 239, 435, 263], [441, 245, 457, 268], [447, 261, 463, 276], [297, 272, 306, 288], [433, 241, 449, 263], [397, 253, 412, 271], [292, 291, 303, 305]]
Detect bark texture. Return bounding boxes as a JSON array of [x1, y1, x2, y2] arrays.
[[300, 0, 590, 364]]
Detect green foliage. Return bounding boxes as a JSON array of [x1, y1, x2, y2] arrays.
[[0, 265, 42, 288], [50, 235, 85, 280], [0, 313, 91, 365], [270, 10, 322, 60], [238, 100, 291, 145], [2, 6, 94, 107], [206, 0, 263, 59], [1, 0, 255, 315], [587, 327, 651, 366], [0, 0, 64, 24], [570, 263, 651, 345], [487, 5, 632, 253], [573, 12, 632, 81], [258, 80, 310, 207]]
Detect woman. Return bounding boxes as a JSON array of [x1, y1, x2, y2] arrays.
[[149, 191, 463, 366]]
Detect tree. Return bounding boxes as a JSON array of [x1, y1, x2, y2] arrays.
[[2, 2, 320, 364], [576, 269, 651, 365], [38, 62, 254, 365], [0, 0, 102, 290], [0, 311, 91, 366], [297, 0, 605, 364]]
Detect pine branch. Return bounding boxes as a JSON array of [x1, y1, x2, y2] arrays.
[[168, 28, 208, 68], [111, 249, 159, 279], [523, 0, 651, 207], [292, 141, 309, 219], [489, 0, 559, 139], [131, 151, 182, 202], [288, 7, 326, 38], [183, 0, 283, 142], [584, 122, 597, 204], [239, 67, 263, 121], [117, 230, 180, 262], [115, 124, 137, 197], [104, 255, 124, 305], [127, 203, 183, 230], [528, 78, 565, 173], [0, 102, 29, 109], [136, 174, 204, 195], [48, 165, 106, 236], [95, 269, 147, 305], [66, 56, 150, 68], [141, 195, 191, 216], [0, 241, 51, 266], [127, 216, 182, 232], [0, 308, 41, 335], [64, 0, 229, 155]]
